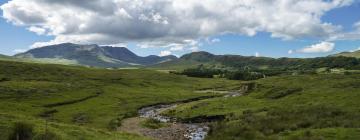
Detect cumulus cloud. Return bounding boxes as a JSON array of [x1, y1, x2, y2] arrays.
[[27, 26, 46, 35], [255, 52, 260, 57], [297, 41, 335, 53], [159, 50, 172, 56], [328, 20, 360, 41], [1, 0, 354, 48]]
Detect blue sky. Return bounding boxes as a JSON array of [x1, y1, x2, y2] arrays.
[[1, 0, 360, 58]]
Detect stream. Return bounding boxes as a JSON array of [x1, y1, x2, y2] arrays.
[[131, 90, 244, 140], [138, 104, 210, 140]]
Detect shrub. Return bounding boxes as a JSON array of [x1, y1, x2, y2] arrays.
[[264, 87, 303, 99], [141, 119, 166, 129], [8, 122, 34, 140], [108, 118, 121, 131], [33, 131, 61, 140]]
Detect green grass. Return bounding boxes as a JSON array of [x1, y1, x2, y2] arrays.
[[0, 60, 239, 139], [0, 113, 149, 140], [164, 74, 360, 140], [2, 58, 360, 140], [140, 119, 168, 129]]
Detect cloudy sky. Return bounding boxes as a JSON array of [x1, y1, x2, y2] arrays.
[[1, 0, 360, 58]]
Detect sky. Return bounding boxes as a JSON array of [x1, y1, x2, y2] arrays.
[[1, 0, 360, 58]]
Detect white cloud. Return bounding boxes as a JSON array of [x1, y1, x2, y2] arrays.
[[1, 0, 354, 48], [169, 45, 184, 51], [207, 38, 221, 44], [354, 21, 360, 30], [101, 43, 127, 48], [297, 41, 335, 53], [288, 50, 294, 54], [189, 46, 199, 52], [159, 50, 172, 56], [27, 26, 46, 35], [13, 49, 27, 53], [328, 20, 360, 41], [211, 38, 220, 43], [255, 52, 260, 57]]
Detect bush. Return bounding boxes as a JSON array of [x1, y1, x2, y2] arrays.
[[141, 119, 166, 129], [108, 118, 121, 131], [33, 131, 61, 140], [226, 71, 264, 81], [8, 122, 34, 140], [264, 87, 303, 99], [181, 67, 222, 78]]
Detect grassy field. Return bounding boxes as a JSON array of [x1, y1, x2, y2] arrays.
[[0, 60, 239, 139], [164, 74, 360, 140], [2, 59, 360, 140]]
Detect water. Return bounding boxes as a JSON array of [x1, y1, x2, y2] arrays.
[[138, 104, 210, 140]]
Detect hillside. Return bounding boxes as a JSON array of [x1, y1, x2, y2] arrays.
[[1, 57, 360, 139], [0, 54, 14, 60], [165, 73, 360, 139], [15, 43, 177, 68], [151, 51, 221, 70], [152, 51, 360, 71], [332, 50, 360, 58], [0, 60, 238, 139]]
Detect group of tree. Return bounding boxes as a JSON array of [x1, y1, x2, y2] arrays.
[[216, 56, 360, 70]]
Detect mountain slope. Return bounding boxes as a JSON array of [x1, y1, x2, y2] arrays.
[[0, 54, 9, 59], [152, 51, 360, 70], [332, 50, 360, 58], [15, 43, 177, 67], [150, 51, 220, 70]]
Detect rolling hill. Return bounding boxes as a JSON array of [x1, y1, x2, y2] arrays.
[[152, 51, 360, 70], [2, 57, 360, 139], [15, 43, 177, 68], [331, 50, 360, 58], [0, 59, 237, 139]]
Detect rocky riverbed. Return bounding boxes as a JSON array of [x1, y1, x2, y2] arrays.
[[139, 104, 210, 140], [119, 90, 243, 140]]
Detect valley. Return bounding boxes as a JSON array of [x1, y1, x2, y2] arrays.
[[1, 44, 360, 140], [2, 1, 360, 139], [1, 56, 360, 140]]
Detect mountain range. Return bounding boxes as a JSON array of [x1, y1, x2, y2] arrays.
[[14, 43, 177, 67], [0, 43, 359, 69]]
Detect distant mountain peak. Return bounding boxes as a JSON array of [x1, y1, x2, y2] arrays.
[[180, 51, 215, 62], [14, 43, 178, 67]]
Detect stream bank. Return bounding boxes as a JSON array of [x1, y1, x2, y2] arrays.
[[119, 88, 250, 140]]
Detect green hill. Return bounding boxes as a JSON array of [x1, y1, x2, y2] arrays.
[[165, 73, 360, 140], [332, 50, 360, 58], [2, 53, 360, 140], [0, 60, 238, 139], [0, 54, 14, 60], [152, 51, 360, 71]]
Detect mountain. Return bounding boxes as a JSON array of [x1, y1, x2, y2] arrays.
[[152, 51, 360, 70], [14, 43, 177, 68], [331, 50, 360, 58], [151, 51, 220, 70]]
